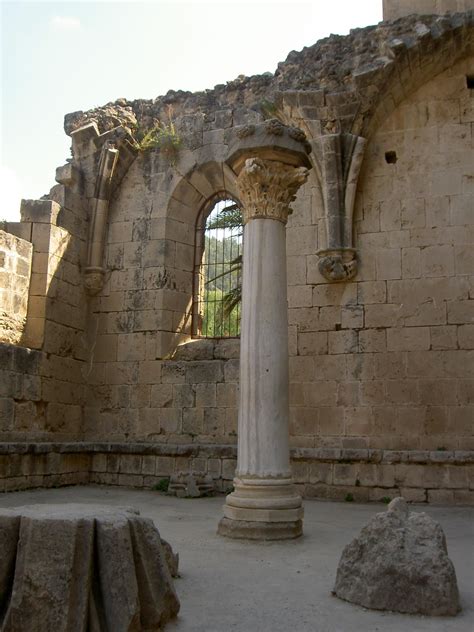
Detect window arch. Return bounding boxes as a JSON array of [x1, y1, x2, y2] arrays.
[[192, 195, 243, 338]]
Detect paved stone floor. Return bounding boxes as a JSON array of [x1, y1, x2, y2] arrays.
[[1, 486, 472, 632]]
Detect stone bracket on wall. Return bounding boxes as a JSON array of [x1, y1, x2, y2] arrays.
[[70, 123, 138, 295], [313, 132, 366, 282]]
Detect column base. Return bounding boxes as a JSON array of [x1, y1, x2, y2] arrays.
[[217, 477, 304, 540], [218, 517, 302, 540]]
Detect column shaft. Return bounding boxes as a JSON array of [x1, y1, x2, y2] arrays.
[[237, 219, 290, 478]]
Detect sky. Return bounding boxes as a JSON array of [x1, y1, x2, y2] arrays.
[[0, 0, 383, 221]]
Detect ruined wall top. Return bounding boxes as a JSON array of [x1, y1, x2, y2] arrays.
[[383, 0, 474, 21], [63, 10, 474, 142]]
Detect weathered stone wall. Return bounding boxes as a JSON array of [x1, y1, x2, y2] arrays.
[[287, 56, 474, 454], [0, 442, 472, 504], [383, 0, 474, 21], [0, 9, 472, 502], [0, 230, 32, 344], [74, 53, 474, 502], [0, 192, 89, 441]]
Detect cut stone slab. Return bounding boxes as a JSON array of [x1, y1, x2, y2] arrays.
[[333, 497, 461, 616], [0, 504, 180, 631]]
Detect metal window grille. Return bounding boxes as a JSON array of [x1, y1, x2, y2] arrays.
[[193, 197, 243, 338]]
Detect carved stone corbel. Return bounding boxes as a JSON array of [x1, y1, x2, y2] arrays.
[[314, 133, 366, 282]]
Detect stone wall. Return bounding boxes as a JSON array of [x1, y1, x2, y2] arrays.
[[286, 56, 474, 454], [0, 10, 472, 503], [0, 442, 472, 504], [0, 230, 32, 344], [383, 0, 474, 20], [0, 193, 89, 441]]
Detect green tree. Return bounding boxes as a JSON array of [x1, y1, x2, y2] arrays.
[[201, 202, 243, 337]]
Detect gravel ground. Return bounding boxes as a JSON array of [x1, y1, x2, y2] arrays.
[[1, 486, 472, 632]]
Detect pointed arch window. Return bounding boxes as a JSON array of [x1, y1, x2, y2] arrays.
[[192, 196, 243, 338]]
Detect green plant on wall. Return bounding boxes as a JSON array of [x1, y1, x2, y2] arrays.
[[259, 98, 278, 120], [133, 106, 182, 164]]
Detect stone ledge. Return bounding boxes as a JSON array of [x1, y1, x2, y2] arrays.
[[291, 447, 474, 465], [0, 442, 238, 458], [0, 443, 473, 465]]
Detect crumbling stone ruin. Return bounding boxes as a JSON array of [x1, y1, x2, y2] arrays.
[[0, 0, 473, 505], [0, 504, 180, 630]]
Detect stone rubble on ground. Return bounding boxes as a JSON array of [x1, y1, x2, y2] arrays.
[[333, 497, 461, 616], [0, 504, 180, 631]]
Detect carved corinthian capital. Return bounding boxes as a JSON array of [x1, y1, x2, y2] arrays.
[[236, 157, 309, 225]]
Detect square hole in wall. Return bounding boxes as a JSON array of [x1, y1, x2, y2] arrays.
[[466, 75, 474, 90], [385, 151, 397, 164]]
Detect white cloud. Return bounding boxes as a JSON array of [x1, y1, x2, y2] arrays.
[[0, 166, 22, 222], [51, 16, 81, 31]]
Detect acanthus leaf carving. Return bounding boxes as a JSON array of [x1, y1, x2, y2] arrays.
[[236, 157, 309, 225]]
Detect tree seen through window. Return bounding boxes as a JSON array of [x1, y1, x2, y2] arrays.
[[194, 198, 243, 338]]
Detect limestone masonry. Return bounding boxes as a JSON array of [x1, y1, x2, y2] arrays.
[[0, 1, 473, 503]]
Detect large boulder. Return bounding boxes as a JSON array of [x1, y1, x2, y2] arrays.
[[333, 497, 461, 616], [0, 504, 180, 631]]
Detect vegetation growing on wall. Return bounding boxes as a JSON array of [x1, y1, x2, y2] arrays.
[[133, 107, 182, 163]]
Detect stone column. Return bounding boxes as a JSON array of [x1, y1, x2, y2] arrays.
[[218, 120, 311, 540]]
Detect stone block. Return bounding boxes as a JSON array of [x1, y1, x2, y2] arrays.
[[224, 359, 240, 382], [207, 459, 221, 479], [328, 331, 358, 354], [430, 325, 458, 350], [290, 407, 317, 435], [20, 199, 61, 225], [376, 248, 401, 280], [213, 339, 240, 360], [117, 333, 147, 362], [159, 409, 181, 433], [365, 304, 402, 328], [185, 361, 223, 384], [344, 406, 373, 436], [194, 383, 216, 408], [141, 455, 156, 476], [341, 305, 364, 329], [359, 329, 386, 353], [298, 332, 328, 356], [119, 455, 142, 475], [402, 247, 421, 279], [161, 362, 186, 384], [182, 408, 204, 434], [222, 459, 236, 480], [287, 255, 306, 285], [288, 285, 312, 308], [312, 283, 357, 308], [427, 489, 455, 504], [216, 383, 237, 408], [287, 226, 317, 256], [422, 245, 455, 278], [172, 384, 194, 408], [387, 327, 431, 351], [346, 354, 375, 380], [150, 384, 174, 408], [91, 454, 107, 473], [453, 490, 474, 505], [333, 463, 357, 486], [156, 457, 175, 476]]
